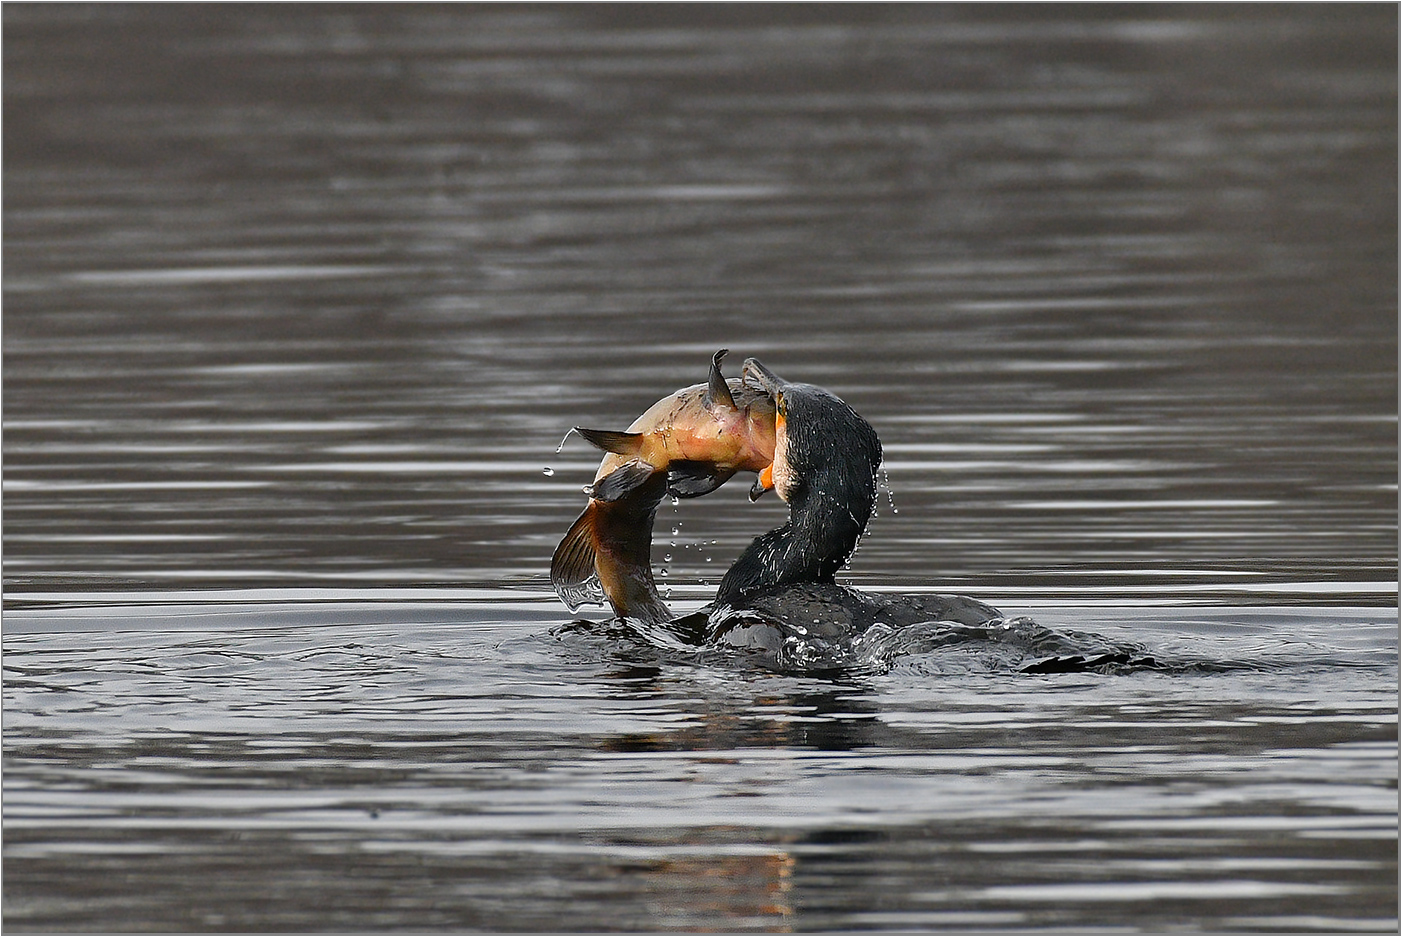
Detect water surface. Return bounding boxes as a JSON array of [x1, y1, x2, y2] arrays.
[[5, 596, 1398, 932], [4, 4, 1397, 932]]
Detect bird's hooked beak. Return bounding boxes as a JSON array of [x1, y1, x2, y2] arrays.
[[748, 464, 774, 502]]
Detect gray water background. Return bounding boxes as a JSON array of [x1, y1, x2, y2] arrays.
[[4, 4, 1398, 932]]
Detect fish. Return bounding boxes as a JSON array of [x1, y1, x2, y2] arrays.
[[550, 349, 777, 622]]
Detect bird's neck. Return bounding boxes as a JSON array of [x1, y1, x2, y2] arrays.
[[716, 465, 875, 608]]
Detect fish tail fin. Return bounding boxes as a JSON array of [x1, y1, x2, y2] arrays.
[[575, 427, 643, 456], [704, 348, 737, 411], [551, 505, 603, 612]]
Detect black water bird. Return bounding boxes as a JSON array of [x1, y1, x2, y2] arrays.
[[707, 358, 1000, 649], [715, 358, 881, 607]]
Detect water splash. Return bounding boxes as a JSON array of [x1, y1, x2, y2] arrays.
[[555, 571, 607, 613], [554, 427, 579, 454], [700, 600, 1158, 677]]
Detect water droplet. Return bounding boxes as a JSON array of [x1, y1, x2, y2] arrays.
[[669, 494, 680, 507], [664, 553, 673, 562], [555, 427, 579, 454], [880, 467, 899, 515], [659, 568, 668, 578], [705, 556, 713, 562], [542, 466, 555, 477], [671, 527, 679, 536]]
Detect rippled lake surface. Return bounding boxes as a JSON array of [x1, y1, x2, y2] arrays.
[[4, 4, 1397, 932]]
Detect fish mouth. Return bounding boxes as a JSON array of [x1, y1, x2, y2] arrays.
[[741, 357, 786, 395]]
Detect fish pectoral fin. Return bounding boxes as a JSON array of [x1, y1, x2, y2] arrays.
[[703, 348, 737, 412], [590, 461, 659, 502], [667, 462, 735, 498], [575, 427, 644, 456], [550, 505, 602, 612], [741, 357, 783, 394]]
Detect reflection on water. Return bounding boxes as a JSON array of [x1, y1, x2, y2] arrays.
[[3, 4, 1397, 933]]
